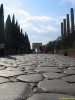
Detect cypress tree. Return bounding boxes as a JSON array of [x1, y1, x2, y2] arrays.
[[24, 32, 31, 53], [11, 14, 16, 50], [0, 4, 31, 55], [5, 15, 12, 49], [0, 4, 5, 43]]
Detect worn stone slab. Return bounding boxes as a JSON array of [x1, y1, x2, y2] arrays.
[[27, 93, 75, 100], [68, 67, 75, 70], [64, 69, 75, 75], [0, 82, 29, 100], [0, 61, 17, 67], [17, 74, 43, 82], [35, 67, 62, 73], [0, 77, 9, 83], [5, 67, 21, 71], [43, 73, 65, 79], [24, 61, 38, 66], [25, 66, 34, 71], [0, 54, 75, 99], [59, 64, 68, 69], [37, 63, 57, 67], [38, 79, 75, 95], [70, 62, 75, 66], [0, 70, 23, 77], [0, 66, 6, 70], [62, 75, 75, 83]]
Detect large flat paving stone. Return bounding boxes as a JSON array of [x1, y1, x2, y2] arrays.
[[27, 93, 75, 100], [17, 74, 43, 82], [0, 77, 9, 83], [59, 64, 68, 69], [43, 72, 65, 79], [62, 75, 75, 83], [25, 66, 34, 72], [38, 79, 75, 95], [0, 66, 6, 70], [0, 62, 16, 67], [24, 61, 38, 66], [5, 67, 21, 71], [0, 70, 23, 77], [70, 62, 75, 66], [64, 69, 75, 75], [35, 67, 62, 73], [0, 82, 29, 100], [38, 63, 57, 67], [68, 67, 75, 70]]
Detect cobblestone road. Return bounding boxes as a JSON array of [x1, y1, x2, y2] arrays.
[[0, 54, 75, 100]]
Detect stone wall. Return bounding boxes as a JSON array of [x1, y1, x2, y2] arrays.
[[56, 49, 75, 57]]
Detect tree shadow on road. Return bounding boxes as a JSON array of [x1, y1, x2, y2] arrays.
[[4, 55, 17, 60]]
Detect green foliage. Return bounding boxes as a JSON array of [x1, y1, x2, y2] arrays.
[[0, 4, 31, 55], [0, 4, 5, 43], [46, 37, 61, 52], [47, 41, 56, 52], [5, 14, 31, 54], [24, 32, 31, 53]]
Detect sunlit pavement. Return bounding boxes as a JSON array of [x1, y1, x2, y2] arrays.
[[0, 54, 75, 100]]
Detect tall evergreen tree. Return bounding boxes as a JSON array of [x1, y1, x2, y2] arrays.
[[0, 4, 5, 43], [24, 32, 31, 53], [11, 14, 16, 50], [5, 15, 12, 49], [0, 4, 31, 55]]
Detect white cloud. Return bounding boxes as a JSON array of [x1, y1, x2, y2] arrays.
[[44, 26, 58, 32], [5, 6, 30, 17], [31, 26, 47, 33], [59, 0, 75, 6], [4, 6, 59, 34], [26, 16, 57, 22], [32, 25, 58, 33], [5, 6, 57, 22], [19, 19, 58, 33], [5, 6, 16, 14], [18, 9, 30, 17]]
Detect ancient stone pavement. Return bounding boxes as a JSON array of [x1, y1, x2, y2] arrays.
[[0, 54, 75, 100]]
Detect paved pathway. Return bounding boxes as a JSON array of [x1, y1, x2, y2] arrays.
[[0, 54, 75, 100]]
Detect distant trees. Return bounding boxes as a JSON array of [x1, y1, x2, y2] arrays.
[[47, 41, 56, 52], [0, 4, 31, 55], [45, 36, 61, 53]]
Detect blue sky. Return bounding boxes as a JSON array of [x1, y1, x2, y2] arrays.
[[0, 0, 75, 47]]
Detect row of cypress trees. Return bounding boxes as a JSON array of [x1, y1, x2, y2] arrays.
[[0, 4, 31, 54]]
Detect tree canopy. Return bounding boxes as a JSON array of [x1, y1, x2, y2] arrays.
[[0, 4, 31, 55]]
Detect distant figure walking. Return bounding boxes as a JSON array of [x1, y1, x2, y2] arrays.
[[0, 43, 5, 57]]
